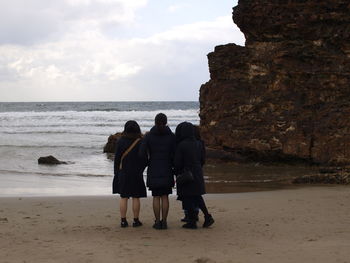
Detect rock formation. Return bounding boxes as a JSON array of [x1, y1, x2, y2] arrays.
[[38, 156, 67, 165], [199, 0, 350, 165], [103, 133, 123, 154]]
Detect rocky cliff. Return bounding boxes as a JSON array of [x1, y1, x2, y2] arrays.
[[199, 0, 350, 164]]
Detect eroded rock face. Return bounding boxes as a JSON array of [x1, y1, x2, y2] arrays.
[[103, 133, 123, 154], [199, 0, 350, 165]]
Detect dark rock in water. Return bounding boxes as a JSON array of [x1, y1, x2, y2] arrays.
[[200, 0, 350, 165], [38, 156, 67, 165], [103, 133, 123, 154]]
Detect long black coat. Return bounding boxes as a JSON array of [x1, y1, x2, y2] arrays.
[[139, 126, 176, 190], [174, 122, 206, 197], [113, 136, 147, 197]]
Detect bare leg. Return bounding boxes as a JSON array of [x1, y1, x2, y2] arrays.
[[161, 195, 169, 221], [120, 198, 128, 218], [132, 198, 141, 219], [153, 196, 161, 221]]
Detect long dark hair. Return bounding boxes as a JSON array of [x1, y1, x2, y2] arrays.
[[123, 120, 142, 139]]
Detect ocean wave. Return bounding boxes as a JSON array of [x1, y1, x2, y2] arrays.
[[0, 131, 110, 136], [0, 101, 199, 113], [0, 144, 101, 150], [0, 169, 111, 178]]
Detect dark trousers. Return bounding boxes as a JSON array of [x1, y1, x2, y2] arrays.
[[182, 196, 209, 222]]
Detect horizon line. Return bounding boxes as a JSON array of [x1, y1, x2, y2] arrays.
[[0, 100, 199, 103]]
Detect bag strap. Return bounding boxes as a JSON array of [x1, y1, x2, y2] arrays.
[[119, 138, 141, 170]]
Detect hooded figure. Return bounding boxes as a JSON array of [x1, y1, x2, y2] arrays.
[[174, 122, 214, 229], [174, 122, 205, 196]]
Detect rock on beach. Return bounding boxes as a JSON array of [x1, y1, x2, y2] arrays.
[[38, 156, 67, 165]]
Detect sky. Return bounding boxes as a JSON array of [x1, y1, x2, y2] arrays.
[[0, 0, 245, 102]]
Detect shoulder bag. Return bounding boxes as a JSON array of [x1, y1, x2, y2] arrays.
[[176, 169, 194, 186], [119, 138, 141, 170]]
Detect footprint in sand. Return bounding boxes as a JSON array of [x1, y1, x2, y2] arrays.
[[95, 226, 111, 232], [0, 217, 8, 223], [194, 257, 216, 263]]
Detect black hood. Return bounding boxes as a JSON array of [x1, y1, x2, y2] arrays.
[[150, 125, 172, 136], [179, 122, 195, 140]]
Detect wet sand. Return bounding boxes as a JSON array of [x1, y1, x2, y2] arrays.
[[1, 186, 350, 263]]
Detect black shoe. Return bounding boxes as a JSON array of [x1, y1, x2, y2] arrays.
[[194, 210, 199, 222], [132, 218, 142, 227], [181, 214, 199, 222], [161, 220, 168, 229], [203, 214, 214, 228], [181, 216, 189, 222], [153, 220, 162, 230], [121, 219, 129, 228], [182, 222, 197, 229]]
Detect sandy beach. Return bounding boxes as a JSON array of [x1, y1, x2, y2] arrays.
[[1, 186, 349, 263]]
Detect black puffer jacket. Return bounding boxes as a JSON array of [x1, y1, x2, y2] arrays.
[[139, 126, 176, 189], [174, 122, 206, 196]]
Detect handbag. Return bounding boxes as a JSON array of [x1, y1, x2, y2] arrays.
[[176, 169, 194, 186]]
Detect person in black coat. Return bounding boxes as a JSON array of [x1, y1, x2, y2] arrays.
[[113, 120, 147, 228], [175, 122, 199, 222], [174, 122, 214, 229], [139, 113, 175, 229]]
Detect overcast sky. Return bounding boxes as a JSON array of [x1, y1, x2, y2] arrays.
[[0, 0, 244, 102]]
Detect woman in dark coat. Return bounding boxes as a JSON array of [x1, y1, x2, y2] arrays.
[[174, 122, 214, 229], [139, 113, 175, 229], [113, 120, 147, 228]]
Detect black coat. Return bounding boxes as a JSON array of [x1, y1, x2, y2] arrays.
[[113, 136, 147, 197], [174, 122, 206, 197], [139, 126, 176, 190]]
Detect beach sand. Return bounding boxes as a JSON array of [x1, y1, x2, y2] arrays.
[[0, 186, 349, 263]]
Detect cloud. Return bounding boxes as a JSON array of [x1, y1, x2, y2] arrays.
[[0, 1, 245, 101], [137, 16, 244, 45], [167, 4, 190, 13], [0, 0, 147, 45]]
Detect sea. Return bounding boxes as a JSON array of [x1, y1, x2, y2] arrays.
[[0, 101, 199, 196], [0, 101, 317, 197]]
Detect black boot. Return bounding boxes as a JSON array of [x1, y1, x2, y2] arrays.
[[203, 214, 215, 228], [182, 221, 197, 229], [182, 210, 197, 229]]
